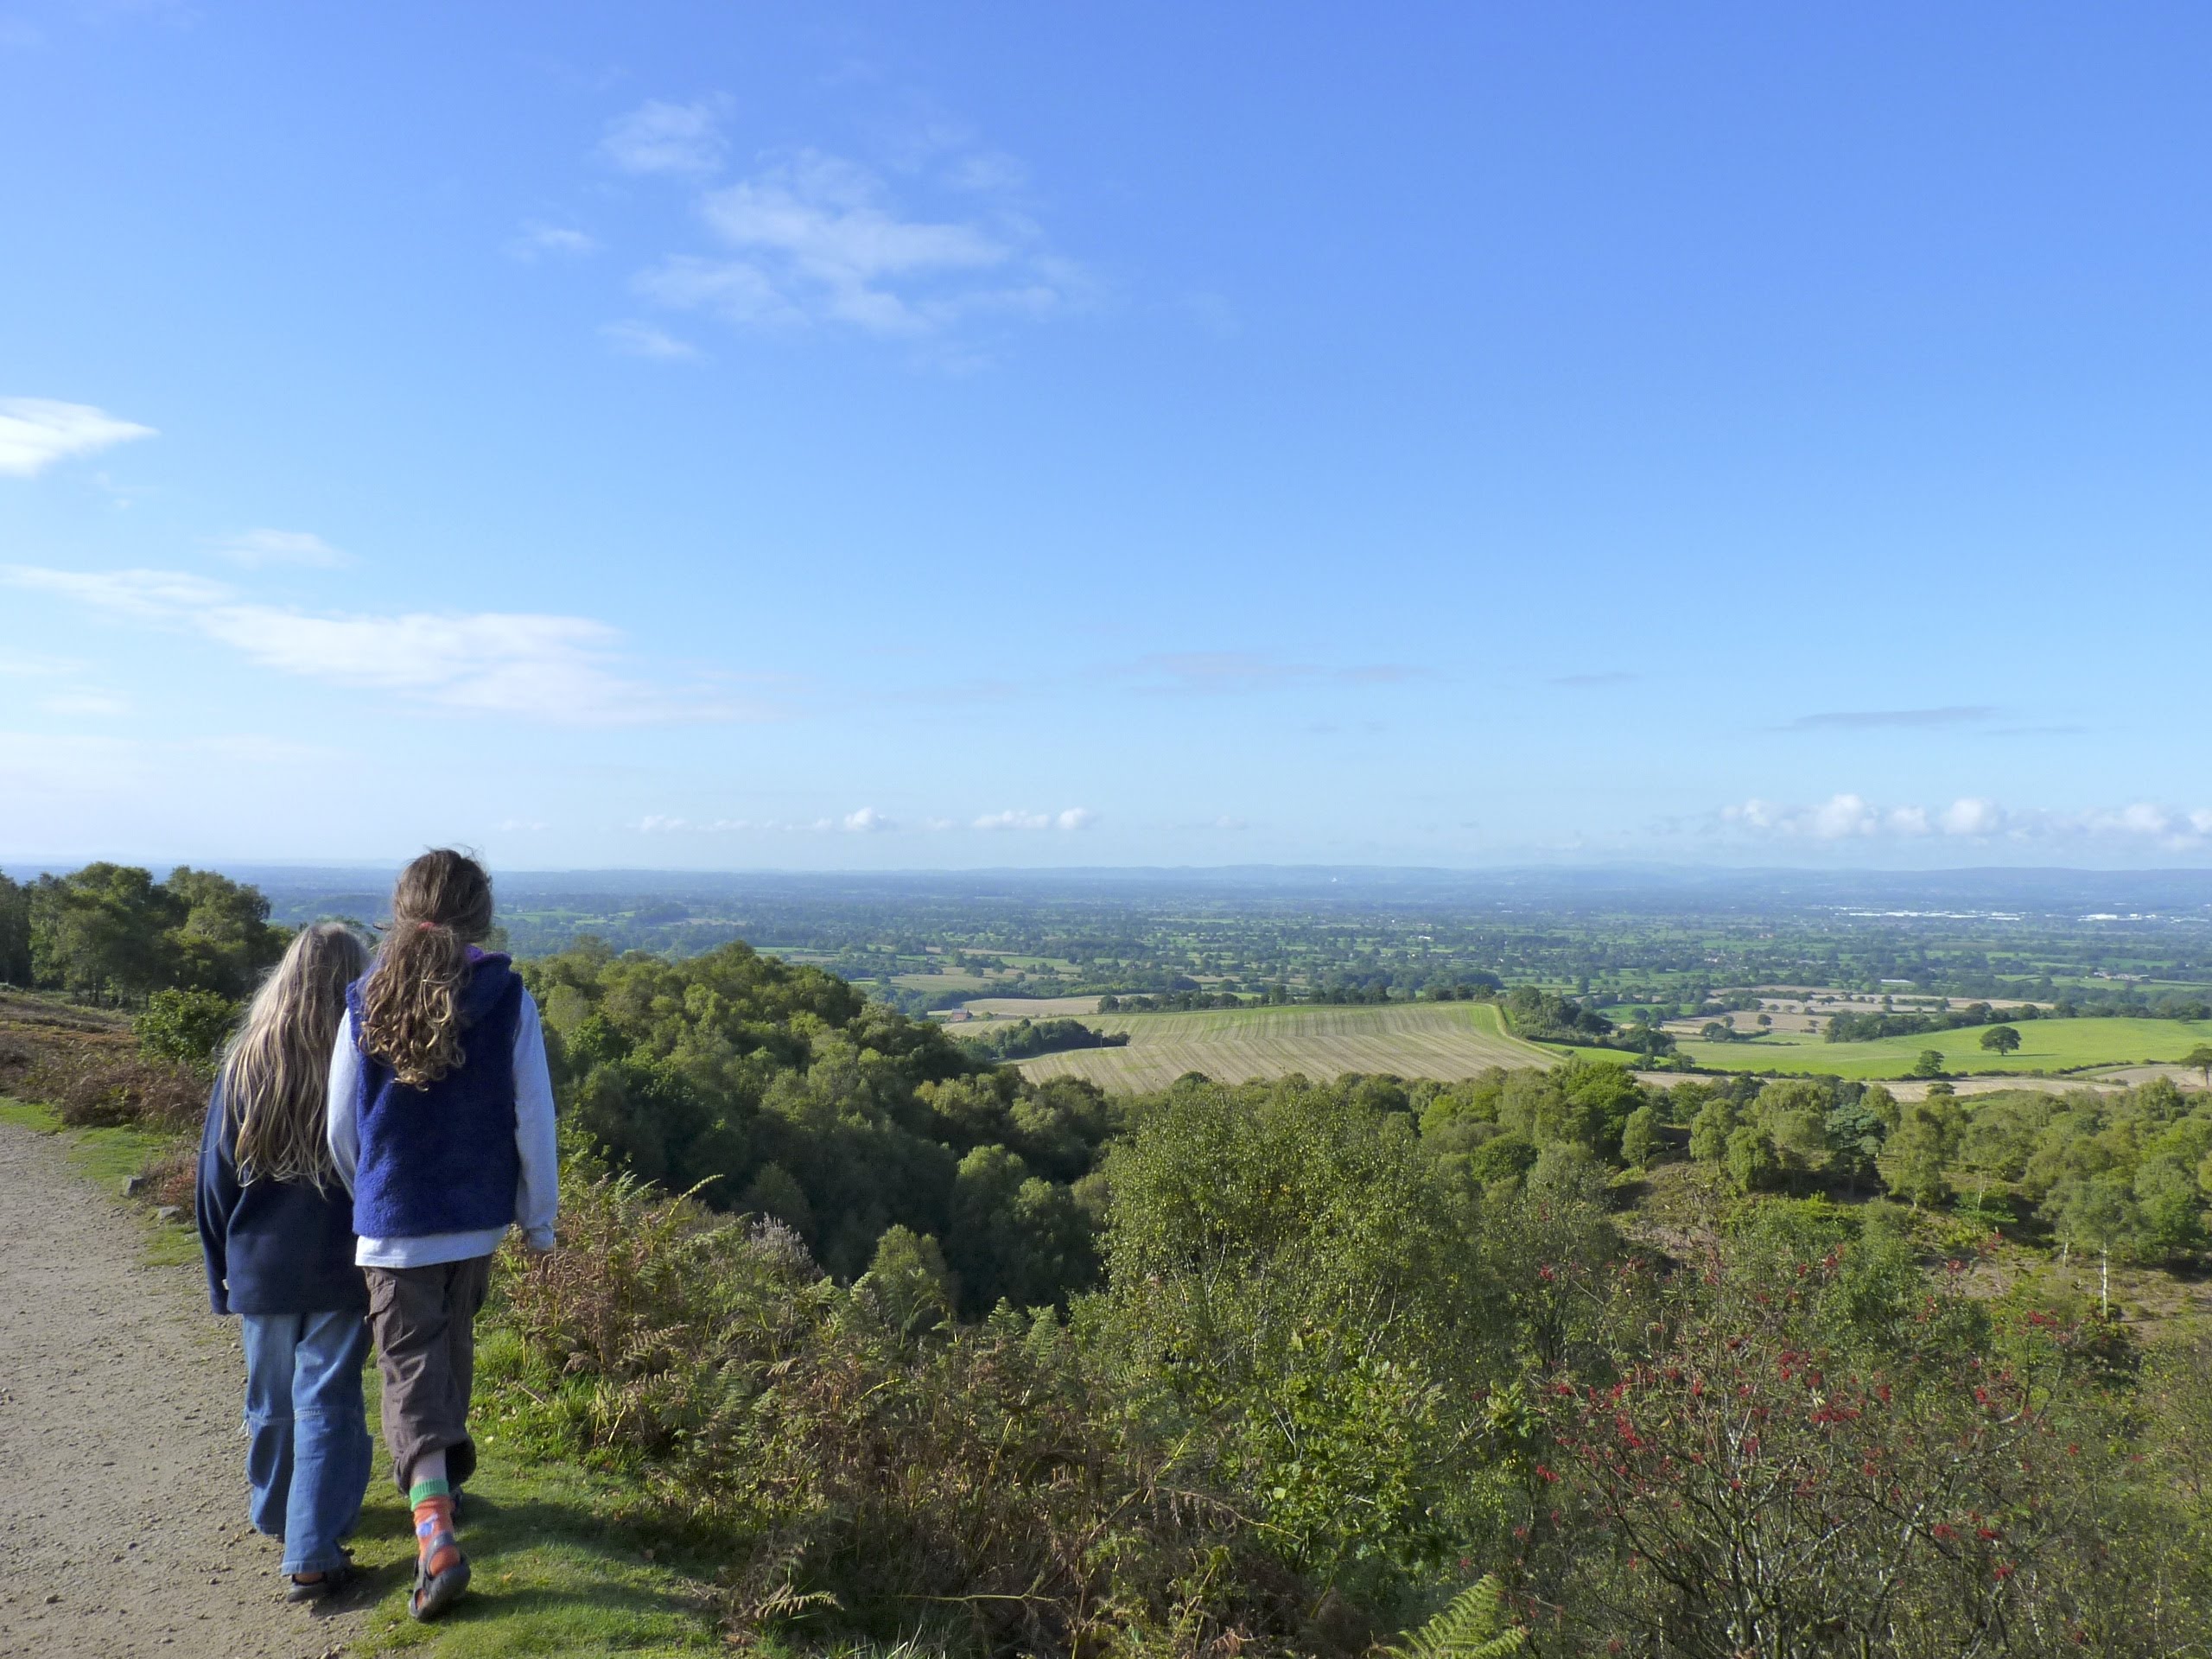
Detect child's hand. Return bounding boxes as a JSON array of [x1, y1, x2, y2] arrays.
[[521, 1224, 556, 1255]]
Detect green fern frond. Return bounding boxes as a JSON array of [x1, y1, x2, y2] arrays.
[[1382, 1574, 1527, 1659]]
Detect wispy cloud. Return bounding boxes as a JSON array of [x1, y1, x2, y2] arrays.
[[508, 221, 599, 261], [635, 145, 1086, 342], [209, 528, 352, 569], [1721, 792, 2212, 849], [1, 565, 763, 726], [1551, 671, 1640, 689], [628, 804, 1096, 836], [600, 96, 731, 175], [1127, 652, 1424, 696], [600, 319, 700, 361], [0, 728, 342, 807], [0, 397, 156, 478], [37, 689, 130, 716], [1782, 706, 1997, 731], [0, 649, 86, 677]]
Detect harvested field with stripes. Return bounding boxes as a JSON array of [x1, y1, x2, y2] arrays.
[[1014, 1001, 1560, 1090]]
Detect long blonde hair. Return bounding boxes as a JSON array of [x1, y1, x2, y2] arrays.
[[223, 922, 369, 1188], [359, 849, 495, 1089]]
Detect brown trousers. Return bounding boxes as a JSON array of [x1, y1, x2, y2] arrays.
[[365, 1255, 493, 1494]]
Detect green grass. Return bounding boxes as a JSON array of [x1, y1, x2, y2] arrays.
[[1673, 1015, 2212, 1081], [347, 1347, 720, 1657], [3, 1094, 725, 1656]]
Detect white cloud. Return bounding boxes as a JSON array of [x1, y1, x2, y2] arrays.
[[2, 565, 760, 727], [509, 221, 599, 261], [1723, 793, 2212, 849], [0, 397, 156, 478], [210, 528, 353, 569], [639, 147, 1084, 340], [1940, 797, 2004, 836], [1808, 793, 1879, 839], [843, 806, 895, 833], [601, 97, 730, 175], [973, 807, 1095, 832], [600, 319, 700, 360]]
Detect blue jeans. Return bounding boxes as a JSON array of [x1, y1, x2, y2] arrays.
[[240, 1310, 372, 1577]]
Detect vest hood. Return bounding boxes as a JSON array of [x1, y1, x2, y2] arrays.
[[458, 950, 516, 1027]]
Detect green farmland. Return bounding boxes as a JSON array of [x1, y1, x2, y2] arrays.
[[1014, 1000, 1588, 1090], [1672, 1014, 2212, 1081]]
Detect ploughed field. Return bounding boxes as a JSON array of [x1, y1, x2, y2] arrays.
[[1672, 1014, 2212, 1081], [1012, 1001, 1562, 1090]]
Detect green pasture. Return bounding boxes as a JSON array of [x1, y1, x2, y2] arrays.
[[1673, 1015, 2212, 1082]]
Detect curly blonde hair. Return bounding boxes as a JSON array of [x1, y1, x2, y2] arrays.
[[359, 850, 495, 1088]]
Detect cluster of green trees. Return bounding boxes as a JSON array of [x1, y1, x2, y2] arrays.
[[1497, 985, 1614, 1042], [521, 938, 1122, 1313], [1498, 983, 1675, 1057], [0, 864, 287, 1003], [954, 1016, 1129, 1063]]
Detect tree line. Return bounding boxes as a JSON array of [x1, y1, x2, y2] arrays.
[[0, 863, 287, 1004]]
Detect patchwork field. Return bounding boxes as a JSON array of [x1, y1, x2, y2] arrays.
[[951, 995, 1106, 1020], [1014, 1001, 1567, 1090], [1673, 1015, 2212, 1082]]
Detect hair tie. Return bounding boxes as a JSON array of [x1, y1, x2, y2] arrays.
[[416, 920, 439, 933]]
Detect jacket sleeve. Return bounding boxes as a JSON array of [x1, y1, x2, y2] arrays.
[[512, 991, 560, 1249], [195, 1081, 237, 1317], [327, 1014, 361, 1196]]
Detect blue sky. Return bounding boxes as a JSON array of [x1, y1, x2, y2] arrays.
[[3, 2, 2209, 870]]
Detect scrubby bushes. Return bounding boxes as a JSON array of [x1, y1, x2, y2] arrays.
[[490, 1166, 1322, 1656], [28, 1045, 206, 1132], [135, 988, 238, 1068]]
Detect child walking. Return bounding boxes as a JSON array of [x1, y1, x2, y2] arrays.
[[196, 921, 374, 1600], [327, 849, 558, 1622]]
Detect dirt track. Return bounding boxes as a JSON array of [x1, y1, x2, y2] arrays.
[[0, 1118, 359, 1658]]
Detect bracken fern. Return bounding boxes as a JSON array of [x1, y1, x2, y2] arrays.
[[1380, 1575, 1524, 1659]]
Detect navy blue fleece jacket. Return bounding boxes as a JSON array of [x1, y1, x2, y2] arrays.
[[195, 1079, 368, 1318]]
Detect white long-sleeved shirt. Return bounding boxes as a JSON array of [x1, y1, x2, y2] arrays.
[[327, 990, 560, 1268]]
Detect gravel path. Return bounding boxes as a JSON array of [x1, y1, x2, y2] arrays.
[[0, 1119, 361, 1658]]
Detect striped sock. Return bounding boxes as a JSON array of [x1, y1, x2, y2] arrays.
[[410, 1487, 461, 1576]]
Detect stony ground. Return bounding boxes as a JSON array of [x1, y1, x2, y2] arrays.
[[0, 1117, 363, 1658]]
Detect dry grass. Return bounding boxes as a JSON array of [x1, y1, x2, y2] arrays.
[[1016, 1001, 1552, 1090], [2, 993, 205, 1136]]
